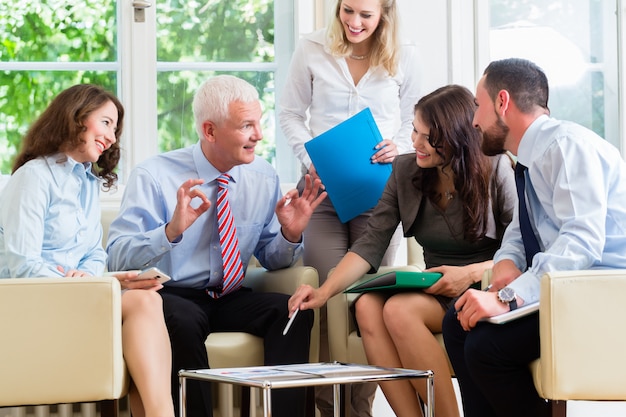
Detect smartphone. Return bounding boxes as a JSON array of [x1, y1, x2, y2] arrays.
[[136, 267, 171, 284]]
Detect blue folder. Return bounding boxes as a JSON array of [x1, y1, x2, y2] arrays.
[[304, 108, 392, 223]]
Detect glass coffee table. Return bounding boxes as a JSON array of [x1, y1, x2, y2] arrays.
[[179, 361, 434, 417]]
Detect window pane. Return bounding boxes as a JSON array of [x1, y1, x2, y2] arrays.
[[157, 70, 276, 163], [156, 0, 278, 166], [157, 0, 275, 63], [0, 71, 117, 173], [0, 0, 116, 62], [489, 0, 617, 145]]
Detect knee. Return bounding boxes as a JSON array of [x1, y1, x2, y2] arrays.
[[463, 326, 493, 369], [381, 296, 412, 334], [162, 301, 208, 344], [353, 294, 379, 332], [122, 289, 163, 316]]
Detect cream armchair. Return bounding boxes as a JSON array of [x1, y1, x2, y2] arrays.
[[532, 269, 626, 416], [0, 276, 129, 417]]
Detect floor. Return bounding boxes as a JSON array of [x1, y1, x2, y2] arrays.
[[371, 383, 626, 416]]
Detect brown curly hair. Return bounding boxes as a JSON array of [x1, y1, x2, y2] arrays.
[[12, 84, 124, 190]]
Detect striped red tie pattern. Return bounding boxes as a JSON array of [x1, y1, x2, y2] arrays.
[[208, 174, 244, 298]]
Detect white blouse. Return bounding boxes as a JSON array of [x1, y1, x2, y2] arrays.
[[279, 29, 422, 169]]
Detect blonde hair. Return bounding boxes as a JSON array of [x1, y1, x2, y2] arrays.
[[326, 0, 400, 76]]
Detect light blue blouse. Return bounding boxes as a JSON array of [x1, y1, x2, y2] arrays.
[[0, 154, 105, 278]]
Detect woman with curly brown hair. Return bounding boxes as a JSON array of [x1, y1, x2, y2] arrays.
[[0, 84, 174, 417]]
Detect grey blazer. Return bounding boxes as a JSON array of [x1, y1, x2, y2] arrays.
[[350, 153, 516, 272]]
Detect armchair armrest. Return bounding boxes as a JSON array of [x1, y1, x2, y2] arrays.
[[0, 277, 128, 406], [243, 265, 320, 362], [536, 269, 626, 400]]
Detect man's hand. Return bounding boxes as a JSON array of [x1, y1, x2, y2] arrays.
[[276, 174, 327, 242], [454, 289, 510, 331], [165, 179, 211, 242], [490, 259, 522, 292], [453, 259, 526, 330]]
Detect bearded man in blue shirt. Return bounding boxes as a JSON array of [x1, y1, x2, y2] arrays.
[[107, 75, 327, 417], [442, 58, 626, 417]]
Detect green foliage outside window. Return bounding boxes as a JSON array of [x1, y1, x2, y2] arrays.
[[0, 0, 117, 174], [0, 0, 276, 174], [156, 0, 275, 162]]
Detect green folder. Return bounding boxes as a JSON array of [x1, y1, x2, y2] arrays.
[[344, 271, 443, 293]]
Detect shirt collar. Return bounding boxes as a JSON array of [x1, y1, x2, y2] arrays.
[[191, 142, 241, 184], [46, 153, 97, 186], [517, 114, 550, 167]]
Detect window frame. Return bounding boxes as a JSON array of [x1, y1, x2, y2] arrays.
[[470, 0, 623, 153], [118, 0, 298, 186]]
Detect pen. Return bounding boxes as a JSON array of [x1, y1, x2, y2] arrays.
[[282, 307, 300, 335]]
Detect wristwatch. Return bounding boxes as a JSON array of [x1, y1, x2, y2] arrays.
[[497, 287, 518, 311]]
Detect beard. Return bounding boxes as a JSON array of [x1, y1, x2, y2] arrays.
[[480, 116, 509, 156]]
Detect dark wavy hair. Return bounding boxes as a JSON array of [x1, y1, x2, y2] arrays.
[[413, 84, 491, 242], [12, 84, 124, 190]]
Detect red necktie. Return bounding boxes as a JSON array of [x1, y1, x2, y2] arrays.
[[208, 174, 244, 298]]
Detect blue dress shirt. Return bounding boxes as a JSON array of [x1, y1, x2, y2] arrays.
[[496, 115, 626, 303], [106, 143, 302, 289], [0, 154, 105, 278]]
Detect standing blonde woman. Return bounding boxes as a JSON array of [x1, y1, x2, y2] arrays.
[[279, 1, 422, 415]]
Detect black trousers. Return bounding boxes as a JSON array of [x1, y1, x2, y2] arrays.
[[160, 286, 313, 417], [442, 306, 549, 417]]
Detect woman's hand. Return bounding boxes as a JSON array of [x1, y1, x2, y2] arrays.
[[423, 265, 474, 297], [371, 139, 398, 164], [59, 266, 91, 278], [111, 270, 163, 291], [288, 284, 330, 315]]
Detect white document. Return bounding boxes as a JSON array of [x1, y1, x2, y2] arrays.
[[483, 301, 540, 324]]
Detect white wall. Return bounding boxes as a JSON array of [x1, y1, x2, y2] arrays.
[[398, 0, 479, 94]]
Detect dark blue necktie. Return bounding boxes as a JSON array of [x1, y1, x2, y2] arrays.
[[515, 163, 541, 267]]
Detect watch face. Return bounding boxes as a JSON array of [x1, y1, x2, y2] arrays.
[[498, 287, 516, 303]]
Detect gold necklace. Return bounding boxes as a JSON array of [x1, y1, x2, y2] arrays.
[[349, 54, 369, 60]]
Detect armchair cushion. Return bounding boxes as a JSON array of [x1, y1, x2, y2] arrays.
[[0, 277, 128, 407], [534, 269, 626, 401]]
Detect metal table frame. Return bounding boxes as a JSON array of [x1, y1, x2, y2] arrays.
[[179, 362, 434, 417]]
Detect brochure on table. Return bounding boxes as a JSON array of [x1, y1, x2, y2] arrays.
[[195, 362, 402, 381]]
